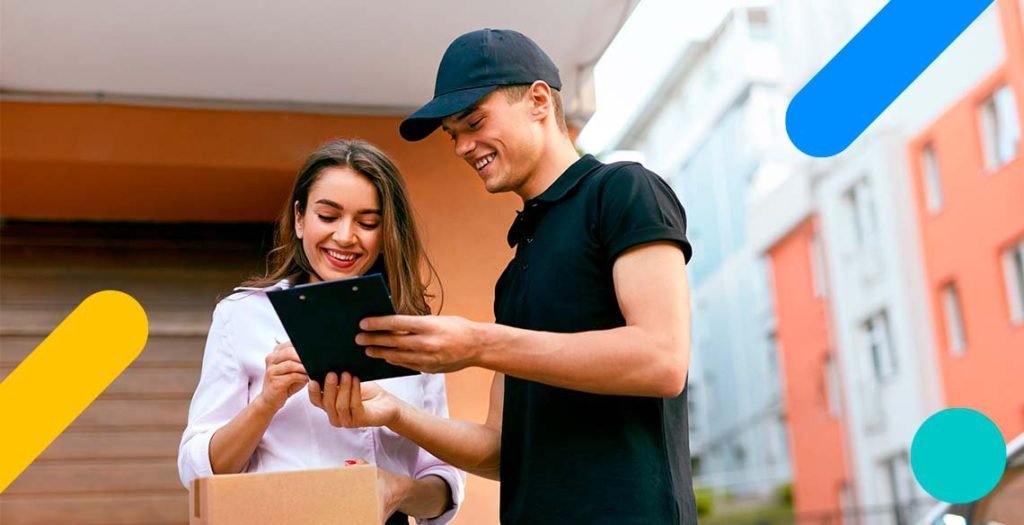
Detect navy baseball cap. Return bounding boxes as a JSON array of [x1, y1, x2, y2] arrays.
[[399, 28, 562, 142]]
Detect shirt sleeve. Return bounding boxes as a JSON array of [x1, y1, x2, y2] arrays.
[[177, 299, 250, 487], [410, 373, 466, 525], [597, 163, 693, 264]]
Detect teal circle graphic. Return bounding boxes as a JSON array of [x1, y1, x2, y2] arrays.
[[910, 408, 1006, 504]]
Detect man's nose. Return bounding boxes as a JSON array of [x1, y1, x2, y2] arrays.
[[454, 135, 475, 158]]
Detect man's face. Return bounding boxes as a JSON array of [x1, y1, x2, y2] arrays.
[[441, 90, 541, 196]]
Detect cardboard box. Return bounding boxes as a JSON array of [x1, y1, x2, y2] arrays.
[[189, 465, 381, 525]]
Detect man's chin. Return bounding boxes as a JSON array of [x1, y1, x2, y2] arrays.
[[482, 177, 510, 194]]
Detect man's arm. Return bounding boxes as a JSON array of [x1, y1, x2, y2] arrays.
[[390, 372, 503, 480], [359, 241, 691, 398], [312, 371, 504, 481]]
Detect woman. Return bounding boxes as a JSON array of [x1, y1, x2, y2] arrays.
[[178, 139, 463, 525]]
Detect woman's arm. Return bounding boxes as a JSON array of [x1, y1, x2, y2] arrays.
[[208, 341, 309, 473]]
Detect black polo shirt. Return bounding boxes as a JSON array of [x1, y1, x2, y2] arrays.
[[494, 154, 697, 524]]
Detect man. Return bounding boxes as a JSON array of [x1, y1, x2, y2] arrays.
[[309, 28, 697, 524]]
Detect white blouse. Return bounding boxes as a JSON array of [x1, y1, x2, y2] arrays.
[[177, 280, 465, 524]]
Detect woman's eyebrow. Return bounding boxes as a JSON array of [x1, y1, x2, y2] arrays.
[[314, 200, 379, 215], [314, 198, 342, 209]]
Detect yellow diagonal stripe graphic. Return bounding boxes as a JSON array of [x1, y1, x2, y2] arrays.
[[0, 290, 148, 493]]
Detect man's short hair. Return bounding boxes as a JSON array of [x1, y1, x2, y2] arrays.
[[498, 84, 568, 134]]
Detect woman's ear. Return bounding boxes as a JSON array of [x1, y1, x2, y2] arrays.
[[293, 201, 304, 239]]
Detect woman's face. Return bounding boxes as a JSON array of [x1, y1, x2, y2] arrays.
[[295, 167, 383, 282]]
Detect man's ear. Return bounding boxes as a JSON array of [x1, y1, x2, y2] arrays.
[[293, 201, 304, 239], [528, 81, 554, 121]]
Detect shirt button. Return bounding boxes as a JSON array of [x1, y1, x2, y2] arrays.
[[526, 237, 534, 243]]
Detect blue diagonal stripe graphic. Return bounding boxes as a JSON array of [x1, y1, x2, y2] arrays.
[[786, 0, 995, 157]]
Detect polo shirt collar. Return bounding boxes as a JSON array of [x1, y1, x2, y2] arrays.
[[507, 154, 602, 247], [529, 154, 602, 205]]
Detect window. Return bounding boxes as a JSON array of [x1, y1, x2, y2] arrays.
[[766, 331, 779, 376], [732, 443, 747, 466], [845, 178, 878, 248], [760, 256, 778, 316], [824, 352, 843, 418], [767, 415, 790, 467], [980, 85, 1021, 171], [921, 144, 944, 213], [882, 452, 916, 525], [838, 481, 855, 525], [941, 283, 967, 356], [1004, 240, 1024, 325], [864, 310, 897, 383], [747, 7, 773, 40], [811, 231, 828, 297]]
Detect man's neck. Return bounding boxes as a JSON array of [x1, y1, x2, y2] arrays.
[[516, 138, 581, 202]]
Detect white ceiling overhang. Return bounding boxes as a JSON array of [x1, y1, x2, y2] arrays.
[[1, 0, 637, 123]]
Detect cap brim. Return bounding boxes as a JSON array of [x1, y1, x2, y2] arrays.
[[399, 86, 498, 141]]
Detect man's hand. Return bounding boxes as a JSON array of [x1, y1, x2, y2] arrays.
[[342, 459, 413, 524], [356, 315, 486, 373]]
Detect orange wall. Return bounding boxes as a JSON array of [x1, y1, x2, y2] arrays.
[[0, 101, 514, 523], [906, 0, 1024, 439], [767, 219, 851, 515]]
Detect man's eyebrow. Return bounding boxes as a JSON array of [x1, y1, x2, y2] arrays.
[[441, 105, 480, 132]]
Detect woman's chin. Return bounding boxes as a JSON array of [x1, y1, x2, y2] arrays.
[[316, 262, 369, 281]]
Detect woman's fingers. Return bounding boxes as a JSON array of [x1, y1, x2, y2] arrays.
[[308, 380, 323, 408], [349, 377, 366, 422], [268, 360, 307, 377], [267, 343, 303, 366], [279, 372, 308, 384], [309, 372, 374, 429], [322, 372, 341, 426], [336, 372, 353, 427]]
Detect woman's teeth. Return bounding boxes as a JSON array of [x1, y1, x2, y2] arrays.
[[326, 249, 357, 261]]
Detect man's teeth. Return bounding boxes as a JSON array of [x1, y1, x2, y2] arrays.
[[475, 154, 496, 170], [327, 250, 357, 261]]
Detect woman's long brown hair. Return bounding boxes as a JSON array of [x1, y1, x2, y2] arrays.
[[243, 139, 439, 315]]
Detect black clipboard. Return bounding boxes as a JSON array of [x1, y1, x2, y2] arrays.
[[266, 273, 419, 384]]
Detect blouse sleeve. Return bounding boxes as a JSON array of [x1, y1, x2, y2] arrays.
[[177, 300, 251, 486]]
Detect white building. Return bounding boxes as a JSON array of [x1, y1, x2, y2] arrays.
[[601, 1, 793, 499]]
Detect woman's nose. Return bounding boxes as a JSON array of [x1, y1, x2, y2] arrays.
[[332, 221, 358, 245]]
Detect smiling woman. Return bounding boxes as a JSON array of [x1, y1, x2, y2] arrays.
[[243, 139, 438, 316], [295, 168, 384, 280], [177, 139, 465, 524]]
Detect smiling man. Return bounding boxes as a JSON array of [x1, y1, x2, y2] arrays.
[[312, 28, 698, 524]]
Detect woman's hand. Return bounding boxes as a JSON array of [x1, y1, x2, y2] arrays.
[[342, 459, 413, 523], [309, 372, 401, 428], [254, 341, 309, 412]]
